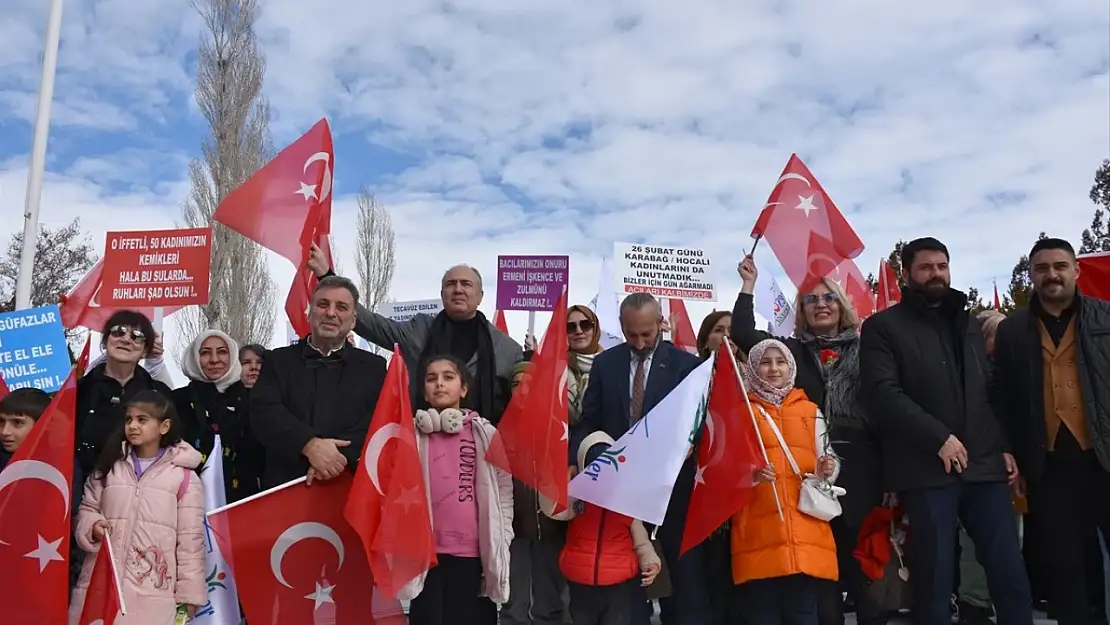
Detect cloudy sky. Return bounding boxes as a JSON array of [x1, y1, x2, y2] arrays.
[[2, 0, 1108, 383]]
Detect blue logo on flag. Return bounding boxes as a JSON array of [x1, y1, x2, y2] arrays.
[[0, 305, 71, 393]]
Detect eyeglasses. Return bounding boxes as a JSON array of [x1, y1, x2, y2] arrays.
[[567, 319, 596, 333], [802, 293, 838, 307], [108, 326, 146, 343]]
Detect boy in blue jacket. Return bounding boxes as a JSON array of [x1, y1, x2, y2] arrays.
[[0, 388, 85, 589]]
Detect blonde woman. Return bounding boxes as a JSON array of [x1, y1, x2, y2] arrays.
[[732, 256, 883, 625]]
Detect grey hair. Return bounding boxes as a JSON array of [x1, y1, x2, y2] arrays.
[[314, 274, 360, 304], [977, 309, 1006, 338], [619, 292, 660, 316], [442, 264, 483, 289]]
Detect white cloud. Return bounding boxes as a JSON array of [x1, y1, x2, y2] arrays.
[[1, 0, 1108, 386]]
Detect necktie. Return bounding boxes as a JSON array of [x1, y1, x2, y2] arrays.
[[630, 356, 646, 423]]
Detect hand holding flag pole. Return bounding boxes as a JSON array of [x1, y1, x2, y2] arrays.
[[725, 337, 784, 521], [103, 532, 127, 615]]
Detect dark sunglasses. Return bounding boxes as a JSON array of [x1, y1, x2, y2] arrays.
[[567, 319, 596, 333], [108, 326, 147, 343], [802, 293, 838, 307]]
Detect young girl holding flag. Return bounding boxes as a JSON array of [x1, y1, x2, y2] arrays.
[[69, 391, 206, 625]]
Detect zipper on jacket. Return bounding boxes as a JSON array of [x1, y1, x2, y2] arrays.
[[593, 509, 607, 586], [118, 451, 172, 575]]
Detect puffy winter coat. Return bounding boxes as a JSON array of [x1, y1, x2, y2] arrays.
[[730, 389, 839, 585], [69, 442, 206, 625]]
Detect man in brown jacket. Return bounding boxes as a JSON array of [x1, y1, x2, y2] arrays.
[[990, 237, 1110, 625]]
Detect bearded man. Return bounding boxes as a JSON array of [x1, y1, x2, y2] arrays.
[[859, 237, 1033, 625]]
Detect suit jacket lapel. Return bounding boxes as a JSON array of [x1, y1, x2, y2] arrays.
[[617, 344, 632, 421]]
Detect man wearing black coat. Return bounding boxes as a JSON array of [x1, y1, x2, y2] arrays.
[[990, 237, 1110, 625], [250, 276, 388, 488], [859, 237, 1032, 625]]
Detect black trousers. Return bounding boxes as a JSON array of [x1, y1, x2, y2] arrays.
[[1027, 447, 1110, 625], [734, 574, 821, 625], [408, 554, 497, 625], [569, 579, 640, 625]]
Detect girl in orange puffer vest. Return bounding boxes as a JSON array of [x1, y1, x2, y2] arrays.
[[541, 431, 661, 625], [730, 339, 841, 625]]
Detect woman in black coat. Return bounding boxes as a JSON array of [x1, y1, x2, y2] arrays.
[[732, 256, 886, 625], [173, 330, 264, 503]]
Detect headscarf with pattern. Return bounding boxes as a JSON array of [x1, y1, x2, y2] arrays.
[[745, 338, 797, 407]]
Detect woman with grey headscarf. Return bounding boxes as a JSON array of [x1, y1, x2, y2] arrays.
[[173, 330, 265, 503], [733, 256, 883, 625]]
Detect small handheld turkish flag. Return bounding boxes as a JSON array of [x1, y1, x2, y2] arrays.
[[77, 533, 123, 625]]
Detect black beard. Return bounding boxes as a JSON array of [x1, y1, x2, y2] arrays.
[[909, 279, 948, 303]]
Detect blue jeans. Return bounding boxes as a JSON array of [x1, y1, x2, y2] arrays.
[[900, 482, 1033, 625], [735, 574, 820, 625]]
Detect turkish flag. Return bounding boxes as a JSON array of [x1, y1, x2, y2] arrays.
[[493, 310, 509, 335], [0, 374, 8, 400], [0, 340, 88, 625], [680, 342, 766, 555], [344, 345, 436, 599], [59, 260, 184, 331], [77, 534, 122, 625], [486, 289, 570, 511], [830, 257, 875, 319], [668, 299, 698, 355], [1079, 253, 1110, 301], [211, 118, 335, 338], [993, 282, 1003, 309], [875, 259, 901, 312], [208, 474, 377, 625], [751, 154, 865, 293]]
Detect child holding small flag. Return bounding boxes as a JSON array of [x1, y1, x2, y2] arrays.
[[542, 431, 661, 625]]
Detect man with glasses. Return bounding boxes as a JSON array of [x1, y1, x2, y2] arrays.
[[859, 237, 1033, 625]]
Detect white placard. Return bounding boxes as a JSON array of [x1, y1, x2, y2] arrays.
[[377, 298, 444, 323], [612, 242, 716, 302]]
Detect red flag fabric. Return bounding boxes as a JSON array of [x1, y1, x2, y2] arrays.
[[344, 345, 435, 599], [211, 118, 334, 338], [830, 258, 875, 319], [0, 340, 87, 625], [0, 374, 8, 400], [680, 343, 766, 555], [493, 310, 509, 335], [875, 259, 901, 312], [1079, 253, 1110, 300], [486, 289, 570, 511], [77, 534, 122, 625], [59, 260, 184, 331], [751, 154, 865, 292], [209, 475, 376, 625], [668, 299, 698, 355], [993, 282, 1003, 310]]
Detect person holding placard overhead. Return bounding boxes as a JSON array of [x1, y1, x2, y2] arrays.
[[76, 310, 174, 477]]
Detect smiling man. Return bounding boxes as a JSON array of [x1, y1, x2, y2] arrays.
[[990, 237, 1110, 625], [308, 245, 522, 425], [250, 275, 388, 487]]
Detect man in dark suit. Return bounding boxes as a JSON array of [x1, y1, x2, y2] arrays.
[[571, 292, 705, 625]]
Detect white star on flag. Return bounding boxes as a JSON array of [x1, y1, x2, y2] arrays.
[[25, 535, 64, 572], [296, 181, 318, 201], [305, 580, 336, 610], [795, 194, 819, 217], [560, 420, 568, 442], [393, 484, 425, 514], [693, 464, 707, 487]]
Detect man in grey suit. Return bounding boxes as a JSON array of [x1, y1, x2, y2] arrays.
[[308, 245, 522, 423]]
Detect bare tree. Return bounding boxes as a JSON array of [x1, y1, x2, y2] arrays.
[[179, 0, 277, 352], [355, 187, 396, 312]]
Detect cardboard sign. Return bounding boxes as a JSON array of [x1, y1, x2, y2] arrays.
[[612, 242, 715, 301], [100, 228, 213, 307], [377, 299, 444, 324], [496, 255, 570, 311], [0, 305, 72, 393]]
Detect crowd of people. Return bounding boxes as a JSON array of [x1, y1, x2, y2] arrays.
[[2, 234, 1109, 625]]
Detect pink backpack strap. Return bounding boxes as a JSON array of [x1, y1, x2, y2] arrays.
[[177, 469, 191, 502]]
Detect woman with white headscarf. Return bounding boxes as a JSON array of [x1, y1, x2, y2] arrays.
[[173, 330, 265, 503]]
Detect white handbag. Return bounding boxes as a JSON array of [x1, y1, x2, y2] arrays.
[[756, 405, 845, 522]]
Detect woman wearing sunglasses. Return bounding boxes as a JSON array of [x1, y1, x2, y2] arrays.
[[732, 256, 886, 625], [75, 310, 175, 477]]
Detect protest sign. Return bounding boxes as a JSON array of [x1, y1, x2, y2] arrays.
[[612, 242, 715, 301], [100, 228, 213, 307], [377, 299, 444, 323], [496, 255, 570, 312], [0, 305, 72, 393]]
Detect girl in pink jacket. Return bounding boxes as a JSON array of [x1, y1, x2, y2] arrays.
[[69, 390, 207, 625]]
